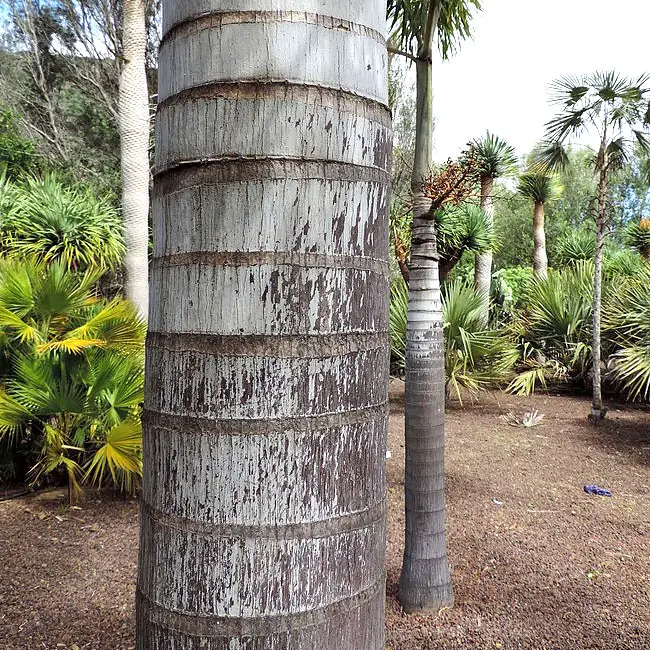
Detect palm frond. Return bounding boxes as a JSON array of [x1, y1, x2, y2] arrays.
[[84, 419, 142, 491]]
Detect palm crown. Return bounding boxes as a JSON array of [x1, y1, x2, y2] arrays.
[[387, 0, 481, 59], [537, 71, 650, 173], [518, 173, 562, 205], [471, 132, 518, 180]]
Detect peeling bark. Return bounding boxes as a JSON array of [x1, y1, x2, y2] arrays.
[[137, 2, 391, 648]]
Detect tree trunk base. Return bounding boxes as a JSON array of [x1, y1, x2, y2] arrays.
[[398, 582, 454, 615], [588, 407, 607, 424]]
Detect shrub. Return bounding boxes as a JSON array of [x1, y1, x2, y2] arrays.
[[508, 262, 594, 395], [0, 258, 145, 499], [0, 174, 125, 272]]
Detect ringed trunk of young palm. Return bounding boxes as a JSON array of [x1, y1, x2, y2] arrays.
[[474, 176, 494, 322], [532, 201, 548, 279], [119, 0, 150, 321], [137, 3, 391, 647], [399, 50, 453, 615], [590, 166, 608, 422]]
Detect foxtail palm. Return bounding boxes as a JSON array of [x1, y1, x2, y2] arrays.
[[518, 172, 561, 279], [119, 0, 150, 320], [387, 0, 481, 614], [537, 71, 650, 421], [138, 2, 391, 647], [472, 132, 517, 319]]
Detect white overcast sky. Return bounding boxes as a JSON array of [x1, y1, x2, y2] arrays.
[[428, 0, 649, 162]]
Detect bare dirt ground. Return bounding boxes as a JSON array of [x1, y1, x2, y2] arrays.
[[1, 389, 649, 649]]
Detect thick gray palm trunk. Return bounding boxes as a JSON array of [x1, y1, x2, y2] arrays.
[[137, 2, 391, 648], [399, 40, 453, 613], [532, 202, 548, 279], [120, 0, 150, 320], [474, 176, 494, 321]]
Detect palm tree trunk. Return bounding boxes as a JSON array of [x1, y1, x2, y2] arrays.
[[591, 165, 608, 421], [532, 201, 548, 279], [120, 0, 150, 321], [137, 3, 391, 647], [399, 24, 453, 612], [474, 176, 494, 321]]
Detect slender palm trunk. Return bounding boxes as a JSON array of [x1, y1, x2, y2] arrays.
[[120, 0, 150, 320], [137, 3, 391, 647], [532, 201, 548, 279], [474, 176, 494, 321], [591, 164, 608, 421], [399, 32, 453, 613]]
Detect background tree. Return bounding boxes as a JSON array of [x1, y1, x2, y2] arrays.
[[119, 0, 149, 319], [537, 71, 650, 421], [471, 131, 517, 318], [387, 0, 481, 614], [138, 1, 391, 647], [518, 171, 561, 279]]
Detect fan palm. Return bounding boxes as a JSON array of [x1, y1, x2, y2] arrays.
[[471, 132, 517, 318], [0, 258, 145, 500], [508, 262, 594, 395], [387, 0, 482, 614], [603, 266, 650, 400], [518, 172, 562, 279], [535, 71, 650, 420], [0, 174, 125, 272]]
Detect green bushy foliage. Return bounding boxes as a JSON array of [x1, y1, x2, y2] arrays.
[[492, 266, 534, 310], [508, 263, 594, 395], [0, 258, 145, 498], [0, 174, 125, 272]]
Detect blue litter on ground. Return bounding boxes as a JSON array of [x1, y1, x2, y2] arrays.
[[584, 485, 612, 497]]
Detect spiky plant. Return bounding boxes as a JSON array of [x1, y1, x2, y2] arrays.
[[555, 228, 597, 265], [0, 174, 125, 271], [518, 172, 562, 278], [509, 262, 595, 395], [535, 70, 650, 420], [437, 202, 494, 280], [0, 258, 145, 499], [624, 217, 650, 261], [603, 266, 650, 400]]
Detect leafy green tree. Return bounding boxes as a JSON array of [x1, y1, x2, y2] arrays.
[[537, 71, 650, 421], [0, 258, 145, 501], [471, 131, 517, 316], [387, 0, 481, 614], [518, 172, 562, 278]]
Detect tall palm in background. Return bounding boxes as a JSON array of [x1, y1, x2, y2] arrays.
[[119, 0, 150, 320], [138, 1, 391, 646], [387, 0, 481, 614], [537, 71, 650, 421], [471, 132, 517, 319], [518, 172, 562, 279]]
